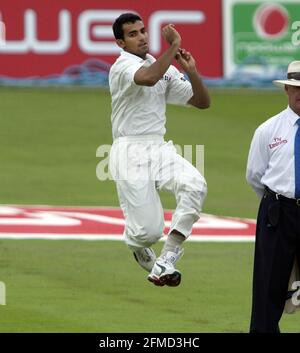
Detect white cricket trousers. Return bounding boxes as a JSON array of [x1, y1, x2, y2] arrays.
[[109, 135, 207, 250]]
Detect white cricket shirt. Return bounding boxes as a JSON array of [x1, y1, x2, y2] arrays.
[[109, 51, 194, 140], [246, 106, 300, 198]]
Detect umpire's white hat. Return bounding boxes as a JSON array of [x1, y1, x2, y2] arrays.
[[273, 61, 300, 88]]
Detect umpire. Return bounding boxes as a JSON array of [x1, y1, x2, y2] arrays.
[[246, 61, 300, 333]]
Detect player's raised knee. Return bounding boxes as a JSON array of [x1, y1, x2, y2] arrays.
[[144, 220, 164, 245]]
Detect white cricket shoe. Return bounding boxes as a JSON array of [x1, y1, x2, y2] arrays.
[[148, 247, 184, 287], [133, 248, 156, 273]]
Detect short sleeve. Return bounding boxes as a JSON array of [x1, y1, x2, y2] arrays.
[[246, 126, 270, 198], [110, 59, 144, 96], [120, 61, 144, 92], [166, 66, 193, 106]]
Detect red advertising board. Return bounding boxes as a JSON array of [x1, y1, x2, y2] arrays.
[[0, 206, 255, 241], [0, 0, 222, 79]]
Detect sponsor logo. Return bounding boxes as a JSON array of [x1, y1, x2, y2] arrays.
[[0, 2, 223, 79], [254, 3, 289, 40], [156, 263, 167, 276], [0, 9, 204, 55], [268, 137, 287, 149], [224, 0, 300, 77], [160, 74, 171, 82]]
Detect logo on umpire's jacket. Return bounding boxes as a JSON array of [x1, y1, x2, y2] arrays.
[[269, 137, 287, 149]]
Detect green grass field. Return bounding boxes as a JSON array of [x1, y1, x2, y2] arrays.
[[0, 87, 299, 332]]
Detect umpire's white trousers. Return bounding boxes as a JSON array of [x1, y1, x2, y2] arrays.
[[109, 135, 207, 250]]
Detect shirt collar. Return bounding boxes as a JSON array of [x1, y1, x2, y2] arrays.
[[120, 50, 155, 64], [286, 106, 300, 126]]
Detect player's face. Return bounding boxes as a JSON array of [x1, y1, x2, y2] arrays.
[[285, 84, 300, 116], [117, 21, 149, 59]]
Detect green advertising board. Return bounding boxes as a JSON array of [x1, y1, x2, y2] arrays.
[[224, 0, 300, 78]]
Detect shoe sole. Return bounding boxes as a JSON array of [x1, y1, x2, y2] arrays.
[[148, 276, 165, 286], [148, 271, 181, 287]]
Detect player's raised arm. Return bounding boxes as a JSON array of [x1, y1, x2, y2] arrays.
[[134, 24, 181, 86], [175, 48, 210, 109]]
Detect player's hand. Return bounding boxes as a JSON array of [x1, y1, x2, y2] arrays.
[[175, 48, 197, 73], [162, 24, 181, 47]]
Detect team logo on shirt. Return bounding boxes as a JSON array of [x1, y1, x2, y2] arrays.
[[268, 137, 287, 149], [160, 74, 171, 82]]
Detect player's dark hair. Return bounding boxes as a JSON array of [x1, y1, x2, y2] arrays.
[[112, 13, 142, 40]]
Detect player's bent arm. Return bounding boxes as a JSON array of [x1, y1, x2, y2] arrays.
[[134, 42, 180, 86], [246, 167, 266, 198], [186, 69, 210, 109], [246, 128, 269, 198]]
